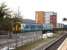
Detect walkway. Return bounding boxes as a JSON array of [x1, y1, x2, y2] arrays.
[[57, 38, 67, 50]]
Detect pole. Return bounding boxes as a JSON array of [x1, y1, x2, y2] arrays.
[[7, 31, 9, 50], [15, 32, 17, 48], [15, 24, 18, 48]]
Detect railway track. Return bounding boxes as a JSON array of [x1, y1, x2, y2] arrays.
[[45, 33, 67, 50]]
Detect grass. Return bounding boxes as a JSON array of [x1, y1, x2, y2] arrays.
[[14, 32, 63, 50]]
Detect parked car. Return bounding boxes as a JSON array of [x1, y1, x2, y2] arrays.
[[42, 32, 54, 38], [46, 32, 54, 37]]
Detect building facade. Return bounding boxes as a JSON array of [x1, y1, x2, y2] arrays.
[[35, 11, 45, 24]]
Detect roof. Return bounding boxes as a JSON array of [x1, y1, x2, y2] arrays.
[[22, 19, 36, 24]]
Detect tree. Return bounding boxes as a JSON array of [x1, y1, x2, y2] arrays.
[[0, 3, 23, 32], [0, 3, 11, 18], [0, 3, 11, 31]]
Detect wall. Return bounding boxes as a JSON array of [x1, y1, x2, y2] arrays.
[[50, 15, 57, 28], [35, 11, 45, 24], [45, 12, 50, 24], [57, 23, 64, 28], [14, 31, 42, 46]]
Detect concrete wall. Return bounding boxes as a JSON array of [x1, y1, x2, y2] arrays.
[[6, 31, 43, 47], [16, 31, 42, 45], [0, 31, 42, 49]]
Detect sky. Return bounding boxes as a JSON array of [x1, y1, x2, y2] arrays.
[[0, 0, 67, 24]]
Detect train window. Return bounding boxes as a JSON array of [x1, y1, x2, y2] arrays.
[[25, 25, 29, 28], [31, 25, 35, 29], [24, 25, 30, 30]]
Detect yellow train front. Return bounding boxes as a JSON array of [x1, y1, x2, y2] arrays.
[[12, 22, 21, 33]]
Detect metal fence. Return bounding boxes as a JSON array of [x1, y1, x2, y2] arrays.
[[0, 31, 42, 50]]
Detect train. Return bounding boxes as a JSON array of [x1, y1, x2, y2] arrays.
[[21, 23, 43, 32], [13, 22, 67, 33], [20, 23, 53, 33]]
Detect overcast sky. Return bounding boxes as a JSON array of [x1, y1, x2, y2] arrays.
[[0, 0, 67, 24]]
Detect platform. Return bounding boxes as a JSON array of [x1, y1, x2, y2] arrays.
[[57, 38, 67, 50]]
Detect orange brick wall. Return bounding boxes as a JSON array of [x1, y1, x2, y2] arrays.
[[35, 11, 45, 24]]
